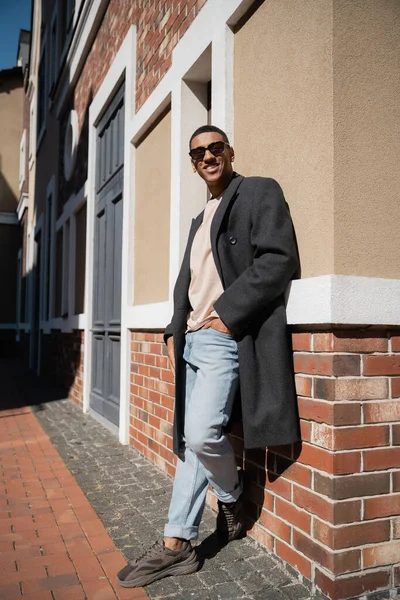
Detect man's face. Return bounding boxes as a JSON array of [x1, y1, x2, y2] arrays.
[[190, 132, 234, 189]]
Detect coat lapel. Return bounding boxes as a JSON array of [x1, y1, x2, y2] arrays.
[[210, 173, 244, 287]]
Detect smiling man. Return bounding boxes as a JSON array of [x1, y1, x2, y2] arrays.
[[117, 125, 301, 588]]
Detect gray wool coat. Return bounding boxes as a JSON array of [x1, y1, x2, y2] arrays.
[[164, 173, 301, 457]]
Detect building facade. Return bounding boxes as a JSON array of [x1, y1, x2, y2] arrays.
[[22, 1, 400, 599], [0, 58, 26, 355]]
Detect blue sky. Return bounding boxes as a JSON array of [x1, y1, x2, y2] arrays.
[[0, 0, 31, 70]]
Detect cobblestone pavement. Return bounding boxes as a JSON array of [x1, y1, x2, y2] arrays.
[[35, 398, 327, 600]]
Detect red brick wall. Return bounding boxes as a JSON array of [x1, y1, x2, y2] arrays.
[[40, 330, 84, 408], [73, 0, 208, 130], [58, 0, 208, 208], [129, 332, 177, 477], [129, 328, 400, 600]]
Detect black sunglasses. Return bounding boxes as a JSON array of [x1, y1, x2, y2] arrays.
[[189, 141, 230, 161]]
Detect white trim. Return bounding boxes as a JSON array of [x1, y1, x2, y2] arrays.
[[19, 129, 27, 191], [29, 97, 36, 169], [16, 248, 22, 341], [0, 324, 17, 330], [68, 212, 76, 318], [36, 35, 47, 151], [287, 275, 400, 326], [43, 183, 88, 333], [85, 27, 136, 447], [40, 314, 86, 334], [211, 25, 235, 141], [56, 183, 87, 231], [17, 193, 28, 221], [55, 0, 110, 118], [29, 215, 44, 374], [61, 220, 70, 316], [25, 225, 33, 325], [125, 303, 171, 331], [63, 110, 79, 180], [49, 4, 58, 97], [0, 213, 18, 225], [43, 177, 56, 325], [125, 0, 247, 331]]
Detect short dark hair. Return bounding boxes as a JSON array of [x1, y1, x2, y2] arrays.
[[189, 125, 230, 149]]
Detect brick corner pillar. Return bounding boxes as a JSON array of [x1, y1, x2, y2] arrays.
[[287, 328, 400, 600]]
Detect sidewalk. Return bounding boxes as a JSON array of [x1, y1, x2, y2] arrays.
[[0, 360, 320, 600], [0, 404, 148, 600]]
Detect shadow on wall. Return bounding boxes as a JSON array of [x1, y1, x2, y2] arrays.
[[16, 75, 94, 408], [228, 420, 302, 533], [0, 155, 21, 358], [0, 155, 19, 212]]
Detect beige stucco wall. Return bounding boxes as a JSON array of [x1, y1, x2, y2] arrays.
[[234, 0, 334, 277], [0, 72, 24, 212], [333, 0, 400, 277], [234, 0, 400, 279], [134, 110, 171, 305]]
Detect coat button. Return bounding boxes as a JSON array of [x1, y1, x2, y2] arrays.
[[229, 236, 237, 245]]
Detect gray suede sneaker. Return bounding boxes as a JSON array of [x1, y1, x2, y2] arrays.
[[216, 493, 246, 542], [116, 540, 199, 588]]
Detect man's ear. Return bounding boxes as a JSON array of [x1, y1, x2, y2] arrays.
[[191, 159, 197, 173]]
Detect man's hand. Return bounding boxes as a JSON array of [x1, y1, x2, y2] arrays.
[[167, 336, 175, 376], [208, 317, 231, 335]]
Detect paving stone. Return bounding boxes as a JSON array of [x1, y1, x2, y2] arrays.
[[281, 583, 313, 600], [34, 398, 315, 600], [146, 576, 182, 597], [253, 586, 285, 600], [198, 567, 231, 587], [239, 570, 271, 594], [224, 558, 254, 579], [212, 581, 247, 599]]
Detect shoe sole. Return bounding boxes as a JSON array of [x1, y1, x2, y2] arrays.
[[116, 550, 199, 588]]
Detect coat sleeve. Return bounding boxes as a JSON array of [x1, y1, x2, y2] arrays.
[[214, 178, 299, 337]]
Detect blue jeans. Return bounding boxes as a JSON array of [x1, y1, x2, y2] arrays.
[[164, 328, 241, 541]]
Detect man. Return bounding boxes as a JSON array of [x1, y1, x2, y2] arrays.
[[117, 125, 300, 589]]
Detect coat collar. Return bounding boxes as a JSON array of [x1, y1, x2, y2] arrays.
[[189, 173, 244, 288], [210, 172, 244, 286]]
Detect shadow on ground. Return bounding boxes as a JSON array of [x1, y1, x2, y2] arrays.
[[0, 358, 68, 412]]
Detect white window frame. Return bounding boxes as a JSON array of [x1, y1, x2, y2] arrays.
[[37, 35, 47, 149], [59, 0, 75, 67], [61, 219, 70, 317], [52, 183, 87, 332], [16, 249, 22, 341], [49, 6, 59, 97], [19, 130, 27, 191], [29, 215, 44, 373], [29, 97, 35, 168], [67, 0, 75, 32], [25, 228, 32, 326], [41, 177, 56, 333]]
